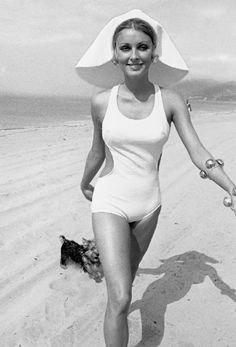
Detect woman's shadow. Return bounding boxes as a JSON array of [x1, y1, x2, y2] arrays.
[[129, 250, 236, 347]]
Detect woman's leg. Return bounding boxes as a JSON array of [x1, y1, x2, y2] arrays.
[[130, 206, 161, 281], [92, 212, 133, 347]]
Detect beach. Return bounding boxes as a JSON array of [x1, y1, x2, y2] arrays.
[[0, 99, 236, 346]]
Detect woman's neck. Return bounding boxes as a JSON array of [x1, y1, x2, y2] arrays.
[[123, 77, 154, 100]]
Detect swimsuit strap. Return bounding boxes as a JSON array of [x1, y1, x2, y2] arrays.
[[103, 85, 118, 123], [155, 85, 170, 131]]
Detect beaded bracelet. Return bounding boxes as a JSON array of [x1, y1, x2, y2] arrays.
[[199, 159, 224, 179], [199, 159, 236, 208]]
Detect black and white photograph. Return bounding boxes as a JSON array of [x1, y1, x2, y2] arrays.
[[0, 1, 236, 346]]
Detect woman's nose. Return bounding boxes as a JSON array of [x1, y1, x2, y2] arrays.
[[130, 48, 139, 60]]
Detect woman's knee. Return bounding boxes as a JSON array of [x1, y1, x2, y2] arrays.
[[107, 287, 132, 315]]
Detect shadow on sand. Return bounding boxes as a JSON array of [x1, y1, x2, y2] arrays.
[[129, 250, 236, 347]]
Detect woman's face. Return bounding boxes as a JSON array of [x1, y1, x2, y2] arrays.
[[114, 28, 155, 79]]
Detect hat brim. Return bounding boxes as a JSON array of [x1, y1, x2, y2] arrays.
[[76, 9, 188, 88]]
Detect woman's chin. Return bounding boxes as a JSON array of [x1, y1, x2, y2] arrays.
[[123, 66, 148, 79]]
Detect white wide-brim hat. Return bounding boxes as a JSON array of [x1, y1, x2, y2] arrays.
[[76, 9, 188, 88]]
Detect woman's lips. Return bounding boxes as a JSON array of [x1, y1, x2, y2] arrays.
[[127, 63, 143, 69], [127, 63, 143, 66]]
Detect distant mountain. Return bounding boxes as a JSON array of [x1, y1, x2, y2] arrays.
[[172, 79, 236, 102], [2, 79, 236, 103]]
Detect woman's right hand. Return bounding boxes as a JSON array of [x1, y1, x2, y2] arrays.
[[81, 183, 94, 201]]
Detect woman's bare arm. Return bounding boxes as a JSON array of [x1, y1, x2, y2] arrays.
[[163, 89, 236, 212], [80, 91, 109, 200]]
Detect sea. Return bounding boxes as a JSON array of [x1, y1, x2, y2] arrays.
[[0, 94, 91, 130], [0, 94, 235, 130]]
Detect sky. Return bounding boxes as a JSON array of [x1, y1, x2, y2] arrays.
[[0, 0, 235, 96]]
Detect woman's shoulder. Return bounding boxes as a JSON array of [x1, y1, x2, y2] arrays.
[[91, 88, 112, 109], [159, 87, 184, 105], [159, 87, 186, 115], [90, 88, 112, 121]]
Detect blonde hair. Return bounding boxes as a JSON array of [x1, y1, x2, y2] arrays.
[[112, 18, 157, 48]]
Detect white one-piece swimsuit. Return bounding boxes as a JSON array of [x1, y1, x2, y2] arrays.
[[91, 84, 170, 223]]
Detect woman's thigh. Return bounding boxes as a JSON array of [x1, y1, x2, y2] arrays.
[[130, 206, 161, 267], [92, 212, 132, 296]]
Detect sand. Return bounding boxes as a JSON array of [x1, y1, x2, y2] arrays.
[[0, 105, 236, 347]]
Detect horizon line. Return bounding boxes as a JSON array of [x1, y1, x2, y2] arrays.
[[1, 78, 235, 99]]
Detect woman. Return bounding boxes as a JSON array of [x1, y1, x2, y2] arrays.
[[77, 9, 236, 347]]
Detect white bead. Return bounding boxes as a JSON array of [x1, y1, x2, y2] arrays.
[[205, 159, 216, 169], [216, 159, 224, 166], [200, 170, 208, 179], [223, 197, 232, 207]]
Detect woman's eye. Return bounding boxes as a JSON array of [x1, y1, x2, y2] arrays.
[[118, 44, 149, 52], [138, 45, 148, 51], [119, 45, 130, 51]]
